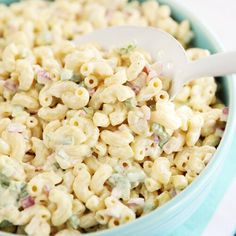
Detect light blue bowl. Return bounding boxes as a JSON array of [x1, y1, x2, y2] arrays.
[[0, 1, 236, 236]]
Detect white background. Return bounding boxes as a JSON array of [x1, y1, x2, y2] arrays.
[[179, 0, 236, 50], [178, 1, 236, 235]]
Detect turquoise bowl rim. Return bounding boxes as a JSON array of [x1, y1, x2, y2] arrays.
[[0, 0, 235, 236]]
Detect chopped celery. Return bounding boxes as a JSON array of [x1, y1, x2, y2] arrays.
[[68, 215, 80, 229], [0, 173, 10, 188], [53, 162, 61, 170], [71, 74, 82, 83], [124, 98, 137, 110], [0, 220, 13, 228], [19, 183, 28, 199], [82, 107, 94, 118], [78, 81, 85, 87], [127, 168, 146, 183], [109, 167, 145, 200], [62, 136, 74, 145], [60, 69, 82, 84], [143, 199, 155, 214], [109, 174, 131, 200], [151, 123, 170, 148], [45, 134, 52, 142], [57, 149, 69, 160], [60, 69, 73, 81]]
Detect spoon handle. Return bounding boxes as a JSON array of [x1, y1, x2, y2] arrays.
[[177, 51, 236, 82]]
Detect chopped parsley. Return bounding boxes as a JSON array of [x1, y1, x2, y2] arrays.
[[118, 43, 137, 55]]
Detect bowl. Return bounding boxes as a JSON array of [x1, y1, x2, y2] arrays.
[[0, 0, 236, 236]]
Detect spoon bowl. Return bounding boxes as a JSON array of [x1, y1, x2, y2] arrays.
[[75, 26, 236, 98]]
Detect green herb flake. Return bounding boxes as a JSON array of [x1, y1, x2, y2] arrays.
[[0, 173, 10, 188], [118, 43, 137, 55], [151, 123, 170, 148]]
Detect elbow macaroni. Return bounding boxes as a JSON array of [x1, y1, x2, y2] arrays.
[[0, 0, 227, 235]]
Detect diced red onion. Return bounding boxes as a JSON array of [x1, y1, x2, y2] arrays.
[[131, 85, 140, 95], [153, 134, 159, 144], [170, 188, 177, 197], [35, 166, 43, 171], [4, 79, 18, 93], [78, 110, 86, 117], [21, 196, 35, 209], [106, 9, 114, 20], [143, 65, 151, 74], [148, 70, 158, 79], [33, 65, 41, 73], [34, 65, 51, 84], [37, 70, 51, 83], [223, 107, 229, 115], [88, 89, 95, 96], [8, 123, 26, 133], [127, 82, 140, 95], [125, 11, 132, 17], [44, 185, 50, 195]]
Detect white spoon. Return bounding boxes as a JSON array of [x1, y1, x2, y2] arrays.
[[75, 26, 236, 98]]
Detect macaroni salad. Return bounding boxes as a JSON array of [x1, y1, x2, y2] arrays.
[[0, 0, 228, 235]]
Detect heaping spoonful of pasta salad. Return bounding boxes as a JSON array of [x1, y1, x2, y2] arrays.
[[75, 26, 236, 98]]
